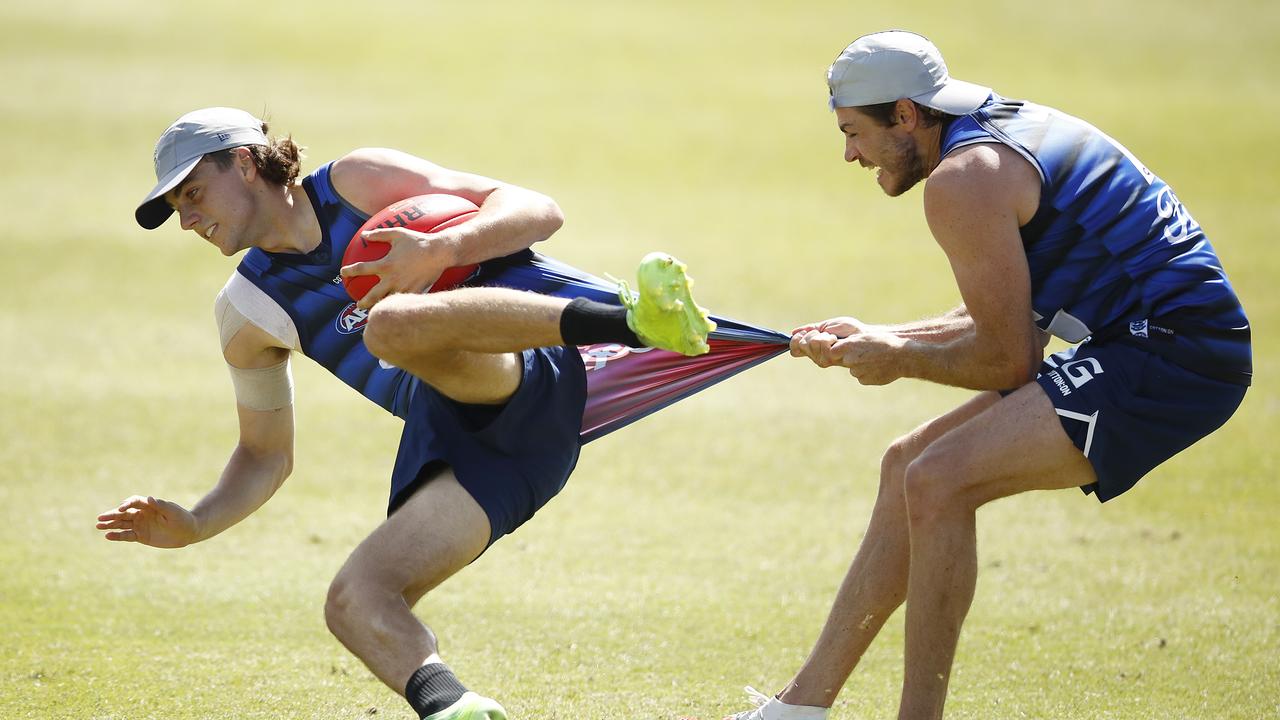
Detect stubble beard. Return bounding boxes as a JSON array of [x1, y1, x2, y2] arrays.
[[880, 134, 927, 198]]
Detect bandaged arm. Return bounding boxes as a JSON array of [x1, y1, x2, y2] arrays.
[[215, 273, 300, 411], [180, 275, 300, 544]]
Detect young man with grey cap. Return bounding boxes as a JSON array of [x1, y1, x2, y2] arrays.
[[95, 107, 713, 720], [721, 30, 1250, 720]]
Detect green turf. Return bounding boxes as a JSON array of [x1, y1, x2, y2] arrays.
[[2, 1, 1277, 718]]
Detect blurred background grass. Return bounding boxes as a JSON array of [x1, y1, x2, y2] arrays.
[[1, 1, 1276, 718]]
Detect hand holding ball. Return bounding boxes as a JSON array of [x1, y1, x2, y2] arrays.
[[341, 194, 481, 303]]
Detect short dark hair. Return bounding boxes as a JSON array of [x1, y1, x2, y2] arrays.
[[206, 121, 304, 186], [857, 100, 955, 129]]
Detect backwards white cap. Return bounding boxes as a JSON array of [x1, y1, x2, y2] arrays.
[[827, 31, 990, 115], [135, 107, 268, 229]]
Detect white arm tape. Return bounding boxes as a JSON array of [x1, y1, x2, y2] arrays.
[[214, 272, 298, 411], [215, 290, 249, 351], [228, 359, 294, 411], [215, 272, 300, 351]]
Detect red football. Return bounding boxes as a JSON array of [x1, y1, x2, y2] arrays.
[[341, 194, 482, 302]]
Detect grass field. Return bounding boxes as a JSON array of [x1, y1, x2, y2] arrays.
[[2, 1, 1278, 718]]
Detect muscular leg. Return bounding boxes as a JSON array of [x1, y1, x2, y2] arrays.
[[896, 383, 1096, 720], [363, 288, 572, 405], [778, 392, 1001, 708], [324, 468, 492, 693], [368, 288, 571, 357]]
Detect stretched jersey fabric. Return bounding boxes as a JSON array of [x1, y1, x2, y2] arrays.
[[233, 161, 788, 435], [940, 96, 1251, 385]]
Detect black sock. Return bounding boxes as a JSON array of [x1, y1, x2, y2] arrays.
[[405, 663, 468, 719], [560, 297, 643, 347]]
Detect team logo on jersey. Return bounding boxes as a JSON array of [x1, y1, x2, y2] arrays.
[[336, 303, 370, 334], [577, 343, 655, 371], [1155, 186, 1201, 245]]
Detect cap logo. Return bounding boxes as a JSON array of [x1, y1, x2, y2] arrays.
[[215, 132, 231, 142]]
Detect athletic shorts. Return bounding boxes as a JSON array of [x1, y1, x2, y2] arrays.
[[388, 346, 588, 546], [1033, 341, 1247, 501]]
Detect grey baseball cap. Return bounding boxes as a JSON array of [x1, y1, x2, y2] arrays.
[[827, 31, 990, 115], [135, 107, 268, 229]]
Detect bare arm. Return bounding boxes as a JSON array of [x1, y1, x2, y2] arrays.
[[892, 145, 1041, 388], [795, 306, 973, 345], [96, 323, 294, 547], [187, 379, 294, 543], [797, 145, 1043, 390], [901, 308, 1048, 351], [332, 148, 564, 308], [886, 306, 974, 341]]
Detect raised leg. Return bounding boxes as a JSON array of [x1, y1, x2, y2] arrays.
[[363, 288, 570, 405]]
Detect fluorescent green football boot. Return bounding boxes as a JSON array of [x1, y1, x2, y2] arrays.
[[612, 252, 716, 356], [422, 692, 508, 720]]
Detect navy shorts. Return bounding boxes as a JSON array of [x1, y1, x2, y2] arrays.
[[1034, 341, 1247, 501], [388, 346, 588, 546]]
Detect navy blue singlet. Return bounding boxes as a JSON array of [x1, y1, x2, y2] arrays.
[[941, 96, 1251, 386], [235, 162, 418, 417]]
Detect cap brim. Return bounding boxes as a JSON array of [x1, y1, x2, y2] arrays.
[[910, 78, 991, 115], [134, 155, 201, 229]]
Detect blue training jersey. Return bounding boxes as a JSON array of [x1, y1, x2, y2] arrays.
[[235, 162, 418, 417], [940, 96, 1251, 385]]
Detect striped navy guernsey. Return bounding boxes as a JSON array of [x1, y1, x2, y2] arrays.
[[940, 96, 1251, 385], [236, 162, 419, 418]]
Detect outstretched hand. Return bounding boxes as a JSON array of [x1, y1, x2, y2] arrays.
[[340, 227, 456, 310], [96, 495, 199, 549]]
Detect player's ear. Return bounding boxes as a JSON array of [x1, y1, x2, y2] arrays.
[[233, 146, 257, 181], [894, 98, 917, 130]]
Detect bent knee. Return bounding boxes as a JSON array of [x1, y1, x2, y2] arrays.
[[362, 297, 409, 361], [878, 432, 933, 503], [324, 573, 363, 633], [902, 448, 978, 524], [881, 434, 924, 483], [363, 295, 442, 363], [324, 571, 408, 642]]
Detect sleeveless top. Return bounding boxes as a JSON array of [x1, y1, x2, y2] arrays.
[[940, 96, 1251, 385], [234, 162, 418, 417]]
